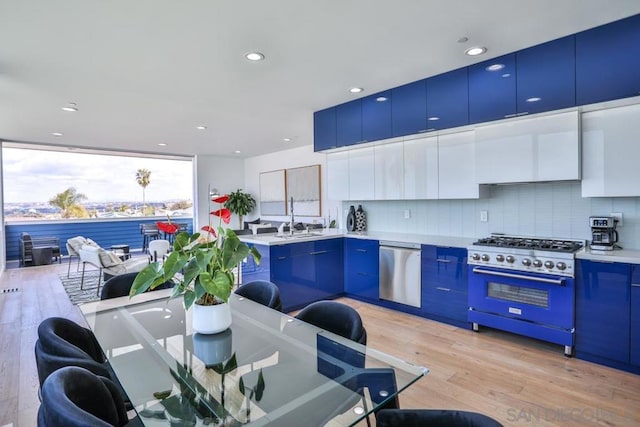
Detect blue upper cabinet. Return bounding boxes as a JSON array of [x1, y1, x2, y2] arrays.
[[336, 99, 363, 146], [426, 67, 469, 130], [516, 35, 576, 114], [468, 53, 517, 124], [313, 107, 337, 151], [391, 79, 427, 137], [362, 90, 392, 142], [576, 14, 640, 106]]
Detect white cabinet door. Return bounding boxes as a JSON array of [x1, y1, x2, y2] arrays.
[[403, 135, 438, 199], [374, 142, 404, 200], [582, 103, 640, 197], [475, 111, 580, 184], [326, 151, 349, 201], [438, 131, 481, 199], [348, 146, 375, 200]]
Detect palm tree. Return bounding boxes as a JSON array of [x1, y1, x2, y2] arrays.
[[136, 168, 151, 214], [49, 187, 87, 218]]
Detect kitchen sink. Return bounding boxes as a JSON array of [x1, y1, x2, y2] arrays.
[[274, 232, 323, 239]]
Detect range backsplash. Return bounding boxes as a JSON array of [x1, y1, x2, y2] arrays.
[[344, 181, 640, 250]]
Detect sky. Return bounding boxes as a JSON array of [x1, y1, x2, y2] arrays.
[[2, 147, 193, 204]]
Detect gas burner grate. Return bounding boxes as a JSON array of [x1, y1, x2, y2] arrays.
[[473, 236, 583, 253]]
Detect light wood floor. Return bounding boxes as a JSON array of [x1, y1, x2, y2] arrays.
[[1, 262, 639, 427]]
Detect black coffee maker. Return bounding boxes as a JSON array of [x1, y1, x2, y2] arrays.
[[589, 216, 619, 251]]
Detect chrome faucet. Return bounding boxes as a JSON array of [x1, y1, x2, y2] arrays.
[[289, 196, 294, 235]]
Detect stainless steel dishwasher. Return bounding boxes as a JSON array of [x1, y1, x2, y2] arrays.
[[379, 241, 421, 308]]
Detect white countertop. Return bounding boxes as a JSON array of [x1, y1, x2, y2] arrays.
[[239, 229, 474, 249], [576, 247, 640, 264]]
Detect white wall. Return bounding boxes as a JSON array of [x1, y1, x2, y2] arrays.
[[347, 181, 640, 249], [194, 155, 245, 231], [243, 145, 341, 227], [0, 146, 5, 274]]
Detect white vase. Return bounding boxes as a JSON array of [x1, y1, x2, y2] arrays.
[[192, 302, 232, 334]]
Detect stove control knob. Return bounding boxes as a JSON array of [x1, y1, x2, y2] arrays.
[[495, 254, 505, 262], [522, 258, 531, 266], [481, 254, 490, 262], [556, 262, 567, 271], [544, 260, 555, 269], [471, 253, 480, 261], [532, 259, 542, 268], [505, 255, 515, 264]]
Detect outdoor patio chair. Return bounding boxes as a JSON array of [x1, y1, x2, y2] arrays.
[[147, 239, 171, 263], [78, 245, 149, 296], [140, 223, 160, 253], [65, 236, 99, 277]]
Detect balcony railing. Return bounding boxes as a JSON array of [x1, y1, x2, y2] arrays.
[[5, 217, 193, 262]]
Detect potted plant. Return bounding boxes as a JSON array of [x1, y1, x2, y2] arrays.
[[130, 195, 261, 334], [224, 189, 256, 229]]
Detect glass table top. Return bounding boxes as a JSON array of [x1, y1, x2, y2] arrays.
[[80, 290, 428, 426]]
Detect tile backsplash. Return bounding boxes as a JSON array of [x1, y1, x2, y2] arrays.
[[344, 181, 640, 250]]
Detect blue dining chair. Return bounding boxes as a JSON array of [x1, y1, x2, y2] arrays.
[[234, 280, 283, 311], [37, 366, 130, 427], [100, 272, 173, 300], [295, 300, 367, 345], [376, 409, 503, 427]]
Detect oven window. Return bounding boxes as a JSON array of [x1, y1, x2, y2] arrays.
[[487, 282, 549, 308]]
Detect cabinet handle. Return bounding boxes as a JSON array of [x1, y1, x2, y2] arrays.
[[356, 249, 367, 253], [504, 113, 517, 118], [277, 256, 287, 260], [516, 112, 529, 116], [632, 284, 640, 288], [436, 259, 451, 263], [310, 250, 329, 255], [436, 287, 451, 292], [418, 129, 429, 133]]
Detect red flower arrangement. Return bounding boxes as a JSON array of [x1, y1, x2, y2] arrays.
[[201, 195, 231, 237]]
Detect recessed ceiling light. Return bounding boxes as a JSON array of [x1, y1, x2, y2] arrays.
[[196, 126, 207, 130], [234, 150, 241, 154], [526, 97, 542, 103], [376, 96, 388, 102], [158, 143, 167, 146], [485, 63, 505, 72], [61, 102, 78, 112], [465, 46, 487, 56], [51, 132, 63, 137], [427, 117, 440, 121], [501, 73, 511, 78], [245, 52, 265, 61], [349, 87, 363, 94], [457, 36, 469, 43], [283, 138, 292, 142]]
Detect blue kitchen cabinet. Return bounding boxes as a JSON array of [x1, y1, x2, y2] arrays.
[[391, 79, 427, 137], [426, 68, 469, 130], [362, 90, 392, 142], [313, 107, 337, 151], [421, 245, 468, 326], [631, 265, 640, 367], [516, 35, 576, 114], [468, 53, 517, 124], [575, 260, 631, 365], [336, 99, 363, 147], [576, 14, 640, 106], [241, 243, 270, 284], [270, 239, 344, 312], [344, 238, 379, 301]]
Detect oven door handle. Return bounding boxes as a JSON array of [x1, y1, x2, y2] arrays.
[[472, 267, 566, 285]]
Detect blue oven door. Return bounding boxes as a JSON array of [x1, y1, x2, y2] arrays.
[[468, 266, 574, 330]]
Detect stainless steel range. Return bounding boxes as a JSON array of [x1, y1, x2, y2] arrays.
[[467, 234, 584, 356]]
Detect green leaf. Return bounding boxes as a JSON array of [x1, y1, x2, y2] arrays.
[[212, 353, 237, 375], [153, 390, 172, 400], [255, 369, 265, 402], [249, 246, 262, 265], [183, 290, 196, 310], [129, 263, 162, 297], [238, 377, 245, 395]]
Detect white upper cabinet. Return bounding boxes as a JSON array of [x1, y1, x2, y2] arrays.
[[348, 146, 375, 200], [475, 111, 580, 184], [582, 103, 640, 197], [438, 130, 483, 199], [326, 151, 349, 201], [374, 142, 404, 200], [403, 135, 438, 199]]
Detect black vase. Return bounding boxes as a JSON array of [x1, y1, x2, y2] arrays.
[[346, 205, 356, 232]]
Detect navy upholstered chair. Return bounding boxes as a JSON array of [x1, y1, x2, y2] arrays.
[[100, 272, 173, 300], [234, 280, 283, 311], [35, 317, 111, 388], [295, 300, 367, 345], [376, 409, 503, 427], [37, 366, 129, 427]]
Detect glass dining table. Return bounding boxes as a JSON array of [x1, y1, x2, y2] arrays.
[[80, 289, 428, 426]]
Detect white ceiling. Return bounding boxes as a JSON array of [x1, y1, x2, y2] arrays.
[[1, 1, 640, 158]]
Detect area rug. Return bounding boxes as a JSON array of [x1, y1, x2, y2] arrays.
[[59, 271, 102, 305]]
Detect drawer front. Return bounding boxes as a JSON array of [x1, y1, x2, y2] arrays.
[[422, 286, 468, 322], [421, 245, 467, 264]]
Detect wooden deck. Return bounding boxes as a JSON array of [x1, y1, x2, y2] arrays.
[[1, 261, 639, 426]]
